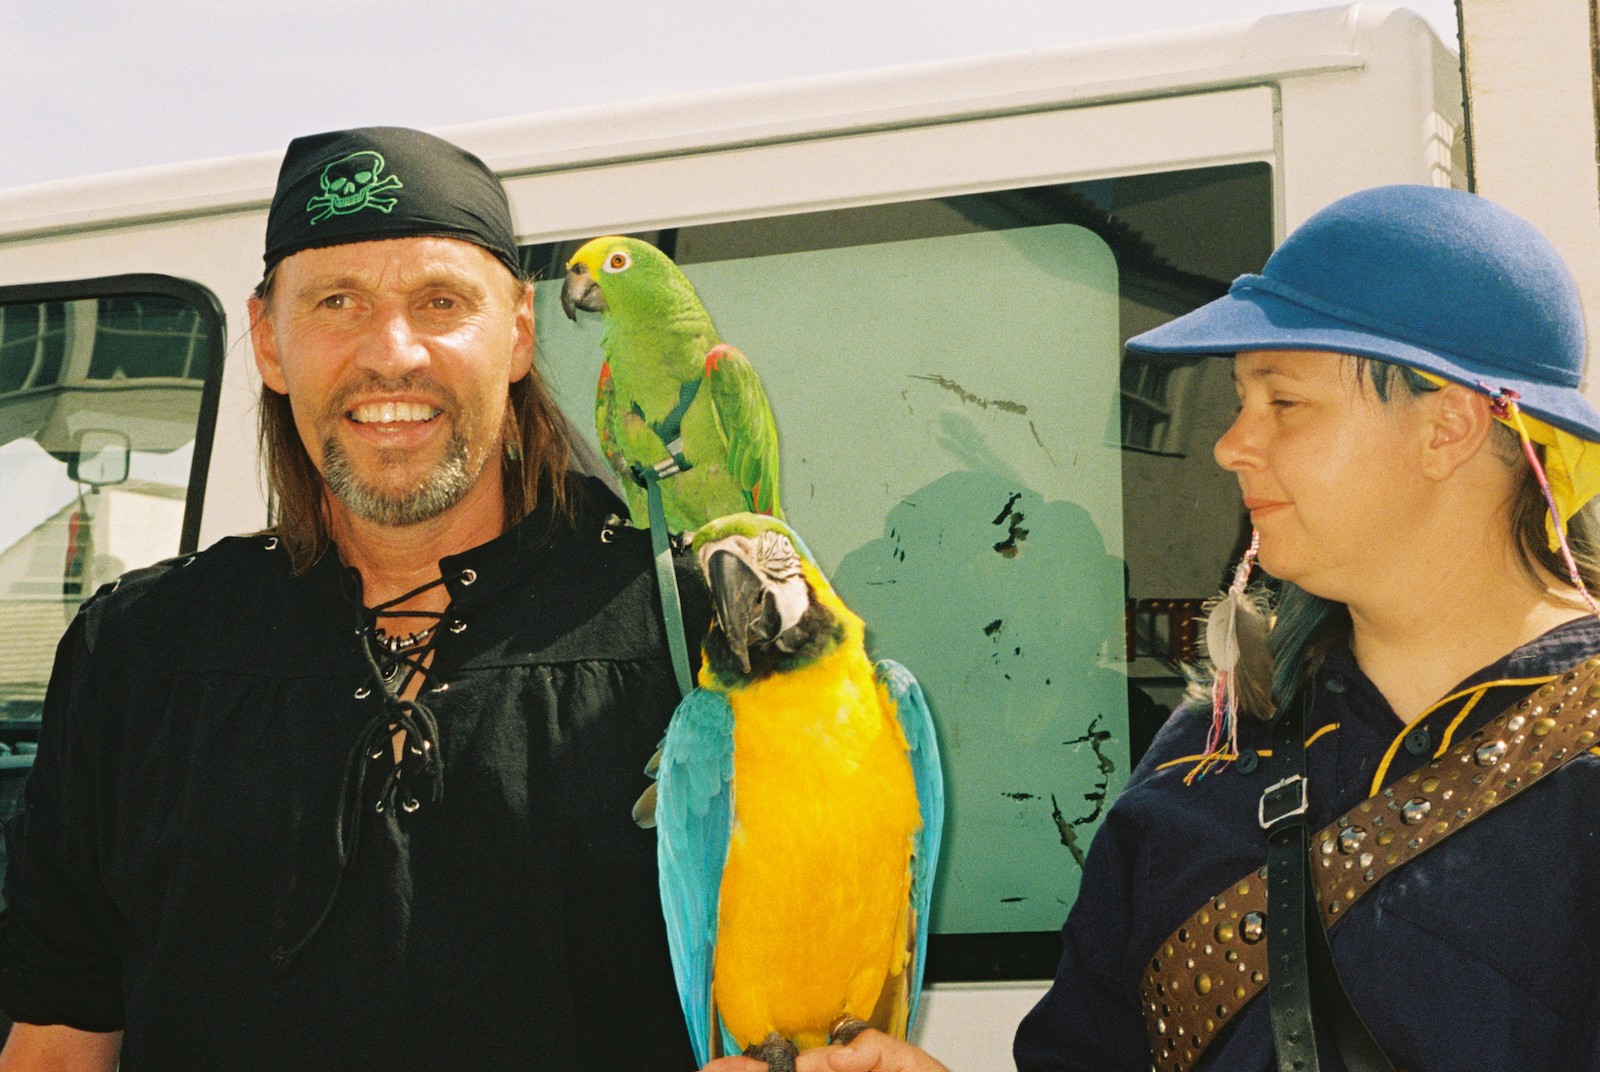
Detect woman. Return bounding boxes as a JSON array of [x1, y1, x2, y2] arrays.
[[711, 185, 1600, 1071]]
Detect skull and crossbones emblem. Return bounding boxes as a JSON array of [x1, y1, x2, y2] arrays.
[[305, 151, 404, 224]]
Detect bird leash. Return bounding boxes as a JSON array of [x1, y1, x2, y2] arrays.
[[634, 456, 697, 699]]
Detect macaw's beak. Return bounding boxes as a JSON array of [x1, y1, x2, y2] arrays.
[[707, 549, 782, 675], [560, 264, 606, 320]]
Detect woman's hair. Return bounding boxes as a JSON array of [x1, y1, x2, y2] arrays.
[[252, 266, 573, 572], [1235, 357, 1600, 715]]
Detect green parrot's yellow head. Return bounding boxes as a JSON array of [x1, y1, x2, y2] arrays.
[[692, 513, 857, 685], [559, 235, 705, 325]]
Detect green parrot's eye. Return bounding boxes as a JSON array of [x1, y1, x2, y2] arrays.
[[603, 250, 632, 274]]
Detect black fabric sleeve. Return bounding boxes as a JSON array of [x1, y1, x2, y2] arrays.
[[0, 610, 124, 1030]]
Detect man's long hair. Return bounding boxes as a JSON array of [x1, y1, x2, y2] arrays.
[[255, 274, 571, 572]]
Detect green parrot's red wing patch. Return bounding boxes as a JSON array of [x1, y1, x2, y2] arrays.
[[594, 361, 634, 500]]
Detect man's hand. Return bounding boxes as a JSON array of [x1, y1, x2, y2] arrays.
[[701, 1030, 952, 1072], [0, 1024, 121, 1071]]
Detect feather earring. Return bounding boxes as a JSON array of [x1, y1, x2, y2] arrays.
[[1186, 532, 1272, 783]]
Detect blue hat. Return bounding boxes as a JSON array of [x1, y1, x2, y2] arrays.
[[1126, 185, 1599, 442]]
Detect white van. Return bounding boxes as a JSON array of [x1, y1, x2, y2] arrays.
[[0, 5, 1462, 1065]]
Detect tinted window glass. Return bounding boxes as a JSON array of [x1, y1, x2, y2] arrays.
[[0, 281, 223, 741], [524, 163, 1270, 977]]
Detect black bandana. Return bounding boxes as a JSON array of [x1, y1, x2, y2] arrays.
[[263, 126, 520, 278]]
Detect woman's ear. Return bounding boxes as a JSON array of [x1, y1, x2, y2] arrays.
[[1421, 383, 1496, 479]]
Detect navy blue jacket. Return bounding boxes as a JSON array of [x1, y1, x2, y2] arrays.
[[1016, 617, 1600, 1072]]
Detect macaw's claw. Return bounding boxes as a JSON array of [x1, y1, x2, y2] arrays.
[[745, 1032, 798, 1072], [829, 1016, 871, 1046]]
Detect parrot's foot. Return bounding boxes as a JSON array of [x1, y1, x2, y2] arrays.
[[670, 530, 695, 554], [744, 1032, 798, 1072], [829, 1016, 871, 1046]]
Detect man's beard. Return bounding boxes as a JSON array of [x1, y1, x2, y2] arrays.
[[322, 428, 486, 527]]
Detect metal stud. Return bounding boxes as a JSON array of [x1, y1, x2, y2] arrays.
[[1337, 826, 1366, 854], [355, 686, 371, 699], [450, 620, 467, 634], [459, 568, 478, 586], [1241, 913, 1265, 943], [1400, 798, 1431, 824], [1474, 741, 1507, 767]]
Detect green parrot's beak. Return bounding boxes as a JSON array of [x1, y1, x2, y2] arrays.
[[560, 264, 607, 320], [707, 548, 780, 676]]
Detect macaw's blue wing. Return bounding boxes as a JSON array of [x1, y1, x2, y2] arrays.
[[877, 658, 945, 1033], [655, 686, 739, 1066]]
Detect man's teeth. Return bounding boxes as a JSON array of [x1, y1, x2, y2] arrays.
[[349, 402, 441, 424]]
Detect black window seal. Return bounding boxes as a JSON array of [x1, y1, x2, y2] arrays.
[[0, 273, 226, 555]]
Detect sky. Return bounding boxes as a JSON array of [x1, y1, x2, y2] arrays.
[[2, 0, 1458, 192]]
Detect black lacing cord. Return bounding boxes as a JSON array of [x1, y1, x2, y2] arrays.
[[271, 568, 459, 972]]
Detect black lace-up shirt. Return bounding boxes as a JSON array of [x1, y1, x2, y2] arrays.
[[0, 477, 703, 1071]]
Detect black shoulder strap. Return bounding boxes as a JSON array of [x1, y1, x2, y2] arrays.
[[1262, 688, 1397, 1072]]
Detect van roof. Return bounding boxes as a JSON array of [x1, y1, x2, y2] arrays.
[[0, 3, 1439, 243]]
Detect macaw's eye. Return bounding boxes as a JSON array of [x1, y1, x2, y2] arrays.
[[604, 251, 632, 274]]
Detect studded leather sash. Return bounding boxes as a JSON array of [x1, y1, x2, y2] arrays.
[[1141, 655, 1600, 1072]]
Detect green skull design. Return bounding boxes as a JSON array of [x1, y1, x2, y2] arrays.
[[305, 151, 404, 224]]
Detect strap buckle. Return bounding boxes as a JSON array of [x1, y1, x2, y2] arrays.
[[1258, 774, 1309, 830]]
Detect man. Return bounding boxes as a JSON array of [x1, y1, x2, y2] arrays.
[[0, 127, 698, 1070]]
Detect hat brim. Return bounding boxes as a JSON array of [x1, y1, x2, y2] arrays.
[[1129, 288, 1600, 443]]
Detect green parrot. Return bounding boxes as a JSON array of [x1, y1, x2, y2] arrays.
[[560, 236, 783, 532]]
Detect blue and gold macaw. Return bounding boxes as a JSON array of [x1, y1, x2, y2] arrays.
[[654, 513, 944, 1069]]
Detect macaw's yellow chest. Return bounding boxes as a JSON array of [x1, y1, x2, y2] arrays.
[[711, 653, 924, 1051]]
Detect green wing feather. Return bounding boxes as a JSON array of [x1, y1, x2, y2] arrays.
[[703, 344, 783, 519]]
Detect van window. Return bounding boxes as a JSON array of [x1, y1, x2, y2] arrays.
[[525, 162, 1271, 978], [0, 277, 224, 741]]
